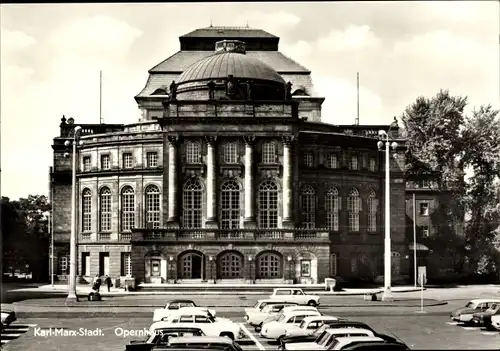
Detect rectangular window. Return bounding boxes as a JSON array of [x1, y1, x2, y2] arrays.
[[123, 152, 133, 169], [421, 180, 430, 188], [83, 156, 91, 172], [101, 154, 110, 170], [300, 260, 311, 277], [304, 153, 313, 167], [121, 252, 132, 276], [262, 142, 276, 164], [420, 202, 429, 216], [327, 154, 338, 169], [369, 158, 376, 172], [223, 142, 238, 164], [421, 226, 430, 237], [330, 253, 337, 276], [185, 142, 201, 164], [350, 156, 358, 170], [146, 152, 158, 168], [81, 252, 90, 276]]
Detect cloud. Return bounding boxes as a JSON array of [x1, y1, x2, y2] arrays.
[[48, 15, 142, 58], [232, 11, 301, 35], [424, 1, 491, 23], [317, 25, 382, 52], [1, 29, 36, 51]]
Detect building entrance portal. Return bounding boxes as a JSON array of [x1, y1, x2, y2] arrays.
[[180, 252, 204, 280]]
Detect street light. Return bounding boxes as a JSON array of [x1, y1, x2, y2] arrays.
[[248, 256, 255, 284], [209, 256, 215, 284], [64, 125, 82, 301], [169, 256, 174, 283], [287, 256, 293, 283], [377, 129, 398, 302]]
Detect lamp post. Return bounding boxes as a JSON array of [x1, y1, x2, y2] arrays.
[[248, 256, 254, 284], [209, 256, 215, 283], [168, 256, 174, 283], [64, 125, 82, 301], [377, 130, 398, 302], [287, 256, 293, 283]]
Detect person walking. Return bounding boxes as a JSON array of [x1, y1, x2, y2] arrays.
[[104, 275, 112, 292], [93, 274, 102, 292]]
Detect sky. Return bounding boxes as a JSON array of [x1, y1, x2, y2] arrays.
[[1, 1, 499, 200]]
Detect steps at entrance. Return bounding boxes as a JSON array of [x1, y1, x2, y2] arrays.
[[138, 283, 326, 293]]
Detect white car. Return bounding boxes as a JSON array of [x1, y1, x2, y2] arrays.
[[270, 288, 321, 307], [257, 306, 322, 331], [245, 299, 297, 315], [1, 310, 16, 330], [284, 316, 344, 338], [245, 303, 297, 326], [149, 308, 244, 340], [490, 314, 500, 331], [153, 303, 216, 322], [284, 327, 376, 350], [328, 336, 384, 350], [260, 310, 322, 341], [450, 298, 500, 323]]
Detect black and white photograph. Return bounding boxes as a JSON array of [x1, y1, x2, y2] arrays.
[[1, 1, 499, 350]]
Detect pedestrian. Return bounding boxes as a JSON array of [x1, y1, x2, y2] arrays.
[[104, 275, 112, 292], [93, 274, 102, 292]]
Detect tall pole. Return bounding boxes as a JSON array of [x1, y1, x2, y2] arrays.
[[67, 126, 81, 301], [356, 72, 359, 125], [49, 167, 54, 287], [99, 71, 103, 124], [382, 138, 392, 301], [413, 192, 417, 287]]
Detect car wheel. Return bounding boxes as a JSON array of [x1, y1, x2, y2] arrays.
[[220, 332, 234, 340], [255, 323, 262, 332], [277, 335, 285, 344], [307, 300, 317, 307]]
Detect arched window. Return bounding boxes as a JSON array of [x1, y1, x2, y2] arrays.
[[219, 252, 242, 278], [185, 141, 201, 164], [367, 190, 378, 232], [220, 180, 240, 229], [261, 142, 276, 164], [258, 181, 279, 228], [183, 179, 202, 228], [121, 186, 135, 231], [348, 188, 360, 232], [145, 185, 161, 229], [258, 252, 281, 278], [99, 187, 111, 232], [223, 142, 238, 164], [326, 187, 339, 231], [82, 189, 92, 232], [301, 185, 315, 228]]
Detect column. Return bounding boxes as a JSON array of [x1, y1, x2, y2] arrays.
[[282, 135, 293, 225], [205, 136, 218, 227], [243, 135, 256, 228], [167, 136, 178, 225]]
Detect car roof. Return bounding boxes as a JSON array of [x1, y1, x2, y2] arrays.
[[284, 310, 321, 317], [303, 315, 339, 322], [174, 307, 211, 313], [334, 336, 384, 348], [168, 336, 233, 344], [152, 326, 203, 332], [325, 320, 371, 328], [326, 328, 373, 335], [282, 306, 318, 312], [168, 300, 196, 304], [469, 299, 500, 304]]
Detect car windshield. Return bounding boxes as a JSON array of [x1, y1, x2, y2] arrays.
[[277, 315, 287, 323], [253, 301, 261, 309], [314, 325, 328, 336], [316, 332, 330, 345], [490, 304, 498, 310], [465, 302, 475, 308]]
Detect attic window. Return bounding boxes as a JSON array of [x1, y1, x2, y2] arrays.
[[152, 89, 167, 95]]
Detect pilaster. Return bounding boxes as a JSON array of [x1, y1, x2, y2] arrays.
[[166, 135, 179, 227], [205, 135, 218, 228], [282, 135, 294, 228], [243, 135, 256, 228]]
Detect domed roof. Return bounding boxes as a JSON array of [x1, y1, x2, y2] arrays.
[[177, 40, 285, 85]]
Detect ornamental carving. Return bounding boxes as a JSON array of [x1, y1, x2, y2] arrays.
[[243, 135, 256, 145], [205, 135, 218, 144], [281, 135, 294, 145], [182, 166, 205, 179], [167, 135, 179, 145], [260, 168, 280, 178], [220, 166, 242, 178]]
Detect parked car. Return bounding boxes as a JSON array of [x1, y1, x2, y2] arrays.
[[260, 310, 322, 341], [471, 303, 500, 326], [489, 313, 500, 331], [284, 316, 346, 338], [280, 320, 405, 347], [245, 303, 297, 326], [269, 288, 321, 307], [125, 327, 205, 351], [158, 336, 243, 351], [255, 306, 321, 332], [1, 310, 16, 330], [154, 302, 216, 322], [341, 341, 411, 350], [327, 336, 385, 350], [244, 299, 297, 315], [149, 309, 245, 340], [450, 299, 500, 323], [282, 327, 376, 350]]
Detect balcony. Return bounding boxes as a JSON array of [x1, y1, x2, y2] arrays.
[[131, 228, 330, 242]]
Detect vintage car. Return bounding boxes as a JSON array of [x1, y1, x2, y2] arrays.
[[256, 306, 321, 332], [1, 310, 16, 330], [450, 299, 500, 323], [149, 309, 245, 341], [260, 310, 322, 341], [269, 288, 321, 307], [341, 341, 411, 350], [328, 336, 385, 350], [280, 320, 404, 347], [125, 327, 205, 351], [283, 327, 376, 350], [471, 302, 500, 326], [244, 299, 297, 315], [158, 336, 243, 351], [153, 300, 216, 322], [245, 302, 297, 326], [283, 316, 346, 338]]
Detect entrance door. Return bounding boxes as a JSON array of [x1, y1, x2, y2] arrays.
[[192, 255, 202, 279], [181, 253, 203, 279]]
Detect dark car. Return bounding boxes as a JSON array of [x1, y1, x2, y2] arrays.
[[125, 327, 205, 351], [471, 303, 500, 326], [1, 310, 17, 330], [152, 336, 243, 351], [340, 341, 411, 350], [280, 320, 406, 348]]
